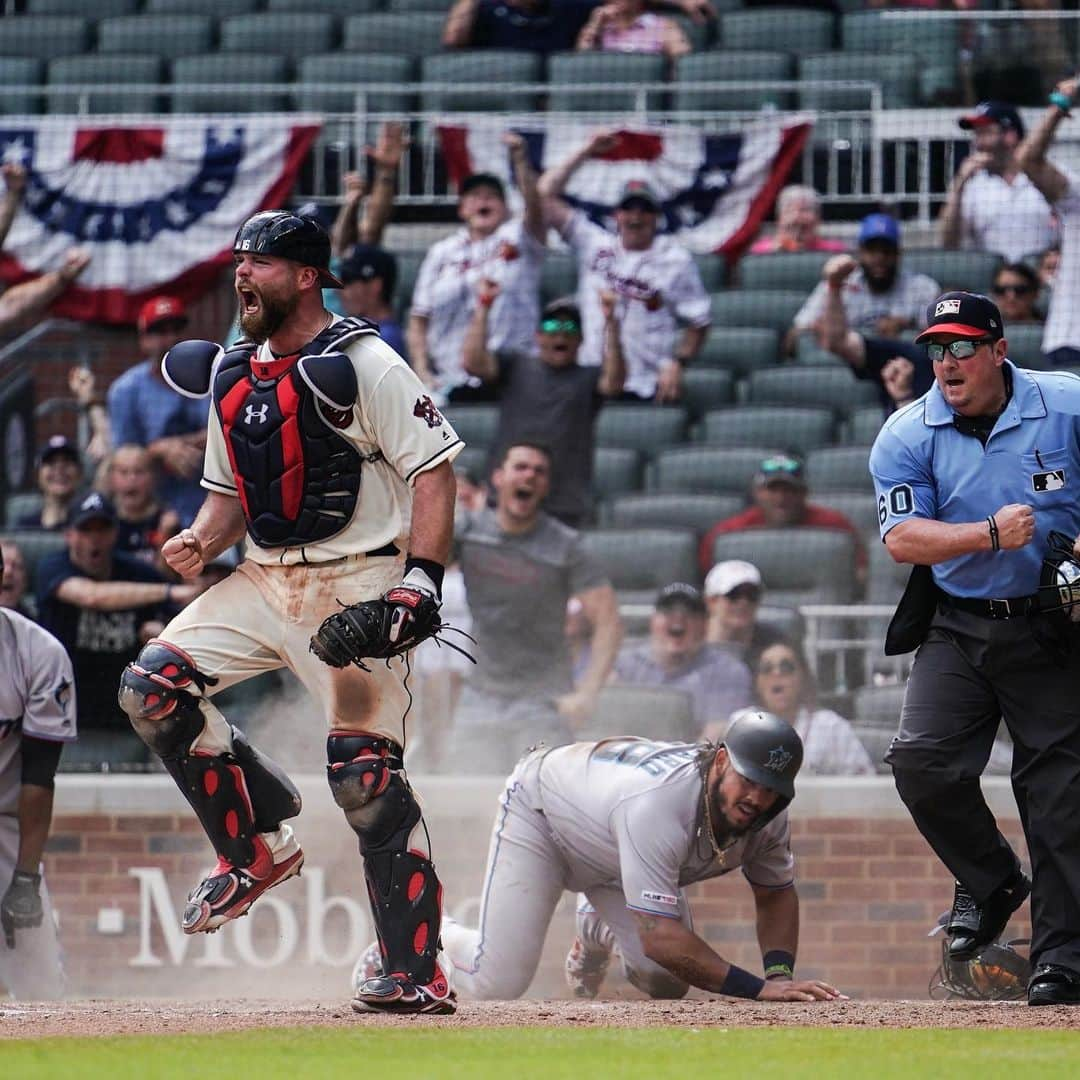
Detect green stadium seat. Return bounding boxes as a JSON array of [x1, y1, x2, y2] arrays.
[[674, 51, 794, 112], [648, 446, 783, 495], [0, 58, 43, 115], [47, 55, 163, 114], [540, 254, 578, 304], [740, 252, 831, 293], [818, 490, 878, 538], [0, 16, 89, 62], [805, 445, 873, 493], [596, 405, 688, 456], [709, 290, 807, 333], [707, 526, 858, 605], [451, 445, 489, 485], [1006, 323, 1048, 370], [696, 326, 780, 374], [903, 249, 1001, 295], [867, 537, 909, 604], [720, 8, 834, 55], [0, 529, 66, 585], [673, 14, 716, 55], [682, 368, 735, 419], [343, 14, 447, 58], [147, 0, 257, 12], [547, 52, 666, 112], [852, 683, 905, 730], [700, 405, 836, 454], [692, 254, 726, 292], [270, 0, 380, 11], [593, 447, 644, 498], [442, 404, 500, 448], [581, 528, 700, 598], [853, 725, 893, 773], [793, 340, 845, 367], [746, 366, 880, 416], [98, 15, 213, 61], [421, 51, 542, 113], [579, 685, 696, 743], [389, 0, 455, 9], [29, 0, 135, 13], [295, 54, 414, 114], [171, 54, 291, 113], [799, 51, 918, 111], [219, 14, 338, 61], [848, 405, 884, 446], [604, 492, 745, 535], [3, 493, 43, 528]]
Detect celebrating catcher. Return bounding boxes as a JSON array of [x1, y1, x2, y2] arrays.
[[118, 210, 462, 1015]]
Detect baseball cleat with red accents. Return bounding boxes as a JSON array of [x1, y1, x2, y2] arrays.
[[565, 935, 612, 999], [351, 957, 456, 1015], [182, 827, 303, 934]]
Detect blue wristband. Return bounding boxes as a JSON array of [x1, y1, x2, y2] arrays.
[[720, 964, 766, 1000], [1050, 91, 1073, 114]]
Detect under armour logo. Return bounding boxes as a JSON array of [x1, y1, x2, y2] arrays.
[[764, 746, 793, 773], [244, 403, 269, 425]]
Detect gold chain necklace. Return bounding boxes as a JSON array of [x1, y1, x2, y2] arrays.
[[701, 771, 732, 867]]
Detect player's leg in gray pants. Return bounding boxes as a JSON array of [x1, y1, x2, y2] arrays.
[[440, 752, 569, 998], [579, 885, 691, 999]]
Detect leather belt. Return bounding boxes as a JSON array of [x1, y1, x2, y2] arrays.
[[940, 592, 1040, 620]]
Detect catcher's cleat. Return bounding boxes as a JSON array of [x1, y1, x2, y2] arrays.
[[565, 936, 612, 999], [351, 939, 384, 991], [182, 827, 304, 934], [947, 871, 1031, 961], [351, 956, 456, 1016]]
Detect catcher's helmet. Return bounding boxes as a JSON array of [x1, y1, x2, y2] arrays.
[[928, 912, 1030, 1001], [233, 210, 343, 288], [721, 711, 804, 827], [1037, 530, 1080, 621]]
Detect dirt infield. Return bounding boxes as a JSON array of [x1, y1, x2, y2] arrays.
[[2, 998, 1079, 1039]]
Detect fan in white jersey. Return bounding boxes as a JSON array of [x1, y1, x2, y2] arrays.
[[539, 129, 711, 401], [355, 713, 846, 1004], [0, 542, 77, 999]]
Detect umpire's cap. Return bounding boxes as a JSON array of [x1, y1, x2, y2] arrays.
[[722, 710, 804, 806], [234, 210, 343, 288], [915, 292, 1004, 344]]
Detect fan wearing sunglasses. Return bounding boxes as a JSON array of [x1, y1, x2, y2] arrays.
[[991, 264, 1042, 325]]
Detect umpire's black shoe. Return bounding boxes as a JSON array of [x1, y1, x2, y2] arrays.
[[1028, 964, 1080, 1006], [947, 872, 1031, 961]]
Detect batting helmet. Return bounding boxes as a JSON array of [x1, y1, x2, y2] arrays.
[[721, 710, 804, 828], [1037, 530, 1080, 621], [928, 912, 1030, 1001], [233, 210, 343, 288]]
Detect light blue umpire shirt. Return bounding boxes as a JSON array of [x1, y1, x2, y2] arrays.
[[869, 360, 1080, 599]]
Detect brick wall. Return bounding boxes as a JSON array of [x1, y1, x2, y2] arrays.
[[33, 777, 1030, 1001]]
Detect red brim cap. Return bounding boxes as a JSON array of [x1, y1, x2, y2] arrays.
[[319, 267, 344, 289], [958, 115, 993, 129], [915, 322, 991, 343]]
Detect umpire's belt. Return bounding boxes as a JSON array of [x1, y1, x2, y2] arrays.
[[939, 592, 1041, 620]]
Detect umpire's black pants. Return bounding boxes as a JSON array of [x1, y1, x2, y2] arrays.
[[886, 605, 1080, 973]]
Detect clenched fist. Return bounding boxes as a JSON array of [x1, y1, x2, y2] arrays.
[[991, 504, 1035, 551], [162, 528, 206, 578]]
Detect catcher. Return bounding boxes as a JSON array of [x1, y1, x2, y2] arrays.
[[118, 210, 462, 1015]]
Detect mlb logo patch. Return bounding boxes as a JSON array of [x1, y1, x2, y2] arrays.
[[935, 298, 962, 317], [1033, 469, 1066, 493]]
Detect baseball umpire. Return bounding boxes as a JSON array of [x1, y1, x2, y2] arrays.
[[870, 290, 1080, 1007], [356, 713, 845, 1004], [0, 542, 77, 999], [118, 210, 463, 1015]]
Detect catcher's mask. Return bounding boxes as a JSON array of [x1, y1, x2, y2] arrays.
[[1037, 530, 1080, 621], [927, 912, 1031, 1001], [721, 710, 804, 830], [233, 210, 343, 289]]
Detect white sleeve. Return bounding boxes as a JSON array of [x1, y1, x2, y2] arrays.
[[201, 404, 237, 495], [410, 245, 441, 318], [1054, 161, 1080, 215], [562, 209, 605, 257], [23, 627, 77, 742], [792, 282, 827, 330], [670, 255, 712, 328], [611, 795, 687, 919]]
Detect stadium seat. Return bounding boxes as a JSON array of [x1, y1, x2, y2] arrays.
[[758, 603, 805, 645], [581, 528, 700, 599], [867, 537, 909, 604], [709, 290, 808, 334], [452, 444, 489, 485], [853, 725, 893, 773], [47, 55, 163, 114], [395, 250, 426, 315], [98, 15, 213, 61], [700, 405, 836, 455], [673, 14, 716, 55], [578, 685, 696, 743], [792, 342, 845, 368], [693, 255, 726, 293], [818, 490, 878, 539], [295, 54, 414, 114], [270, 0, 380, 11], [604, 492, 745, 535], [852, 683, 905, 730], [29, 0, 135, 13], [0, 58, 43, 115], [389, 0, 458, 9], [696, 327, 780, 375], [595, 405, 688, 456], [746, 366, 880, 416], [0, 16, 89, 62], [648, 446, 782, 495], [442, 404, 500, 448], [343, 14, 447, 59], [720, 8, 834, 55], [848, 404, 884, 446], [147, 0, 257, 12], [740, 252, 832, 293], [805, 445, 874, 492], [1006, 323, 1048, 371], [540, 254, 578, 304], [593, 447, 644, 498], [674, 51, 794, 112], [171, 54, 290, 113], [3, 492, 43, 528], [421, 52, 543, 113], [903, 249, 1001, 295], [0, 529, 66, 585], [219, 14, 338, 61], [799, 52, 918, 111], [707, 526, 858, 605], [682, 368, 735, 420], [547, 52, 666, 112]]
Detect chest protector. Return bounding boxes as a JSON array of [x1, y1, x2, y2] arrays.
[[213, 317, 379, 549]]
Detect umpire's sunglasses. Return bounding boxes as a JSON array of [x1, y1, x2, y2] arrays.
[[926, 338, 995, 362], [539, 317, 581, 334]]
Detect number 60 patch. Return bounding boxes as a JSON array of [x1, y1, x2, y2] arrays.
[[878, 483, 913, 525]]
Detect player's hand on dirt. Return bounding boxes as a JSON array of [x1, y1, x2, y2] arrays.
[[991, 504, 1035, 550], [477, 277, 501, 305], [556, 689, 597, 728], [757, 977, 847, 1002], [1, 870, 43, 949], [58, 247, 91, 284], [162, 528, 206, 578], [822, 254, 857, 289], [881, 356, 915, 404], [586, 130, 620, 158], [2, 162, 26, 197], [367, 121, 408, 172], [655, 359, 684, 403], [956, 151, 992, 184]]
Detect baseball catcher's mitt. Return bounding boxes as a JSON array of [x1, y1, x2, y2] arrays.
[[310, 586, 442, 670]]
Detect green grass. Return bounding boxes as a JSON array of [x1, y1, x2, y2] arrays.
[[5, 1027, 1080, 1079]]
